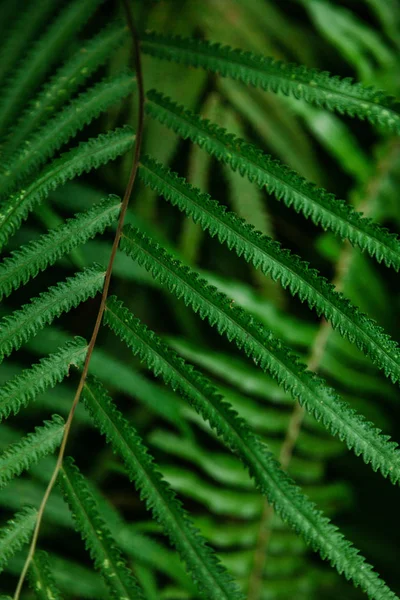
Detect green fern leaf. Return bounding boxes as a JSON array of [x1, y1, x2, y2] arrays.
[[142, 32, 400, 133], [0, 126, 134, 251], [28, 550, 62, 600], [119, 228, 400, 483], [0, 0, 104, 135], [3, 21, 128, 157], [0, 196, 121, 301], [0, 415, 64, 489], [0, 507, 37, 573], [145, 91, 400, 272], [103, 296, 399, 600], [138, 156, 400, 384], [0, 337, 87, 421], [82, 376, 244, 600], [58, 458, 144, 600], [0, 72, 136, 197], [0, 265, 104, 363]]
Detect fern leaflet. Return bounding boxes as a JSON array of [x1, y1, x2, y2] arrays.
[[0, 415, 64, 489], [139, 155, 400, 384], [0, 126, 134, 251], [0, 265, 104, 363], [104, 295, 399, 600], [142, 32, 400, 133], [119, 227, 400, 483], [0, 72, 136, 197], [0, 507, 38, 574], [0, 337, 87, 421], [0, 196, 121, 301], [58, 458, 144, 600], [145, 91, 400, 272], [82, 376, 244, 600], [28, 550, 62, 600]]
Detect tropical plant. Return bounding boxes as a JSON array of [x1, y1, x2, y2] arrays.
[[0, 1, 400, 599]]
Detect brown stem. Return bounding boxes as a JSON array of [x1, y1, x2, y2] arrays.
[[13, 3, 144, 598]]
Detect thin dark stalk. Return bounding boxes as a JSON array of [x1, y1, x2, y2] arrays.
[[13, 3, 144, 598]]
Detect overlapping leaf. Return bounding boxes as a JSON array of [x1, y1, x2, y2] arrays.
[[142, 32, 400, 133], [82, 376, 244, 600], [138, 155, 400, 384], [119, 227, 400, 484], [0, 196, 121, 301], [0, 265, 104, 363], [0, 126, 134, 251], [103, 295, 399, 600], [145, 92, 400, 273], [58, 458, 144, 600]]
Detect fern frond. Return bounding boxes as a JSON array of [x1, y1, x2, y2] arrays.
[[145, 92, 400, 272], [119, 228, 400, 483], [0, 265, 104, 363], [142, 33, 400, 133], [0, 196, 121, 301], [3, 21, 128, 157], [0, 337, 87, 421], [0, 126, 135, 251], [82, 376, 244, 600], [0, 507, 37, 573], [28, 550, 62, 600], [138, 156, 400, 383], [0, 72, 136, 197], [58, 458, 144, 600], [0, 415, 64, 489], [0, 0, 104, 135], [103, 296, 399, 600]]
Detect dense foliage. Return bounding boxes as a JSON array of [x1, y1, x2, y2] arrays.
[[0, 1, 400, 599]]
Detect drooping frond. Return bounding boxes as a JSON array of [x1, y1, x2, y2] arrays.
[[0, 0, 104, 134], [0, 126, 135, 251], [141, 32, 400, 133], [0, 196, 121, 301], [0, 415, 64, 489], [0, 337, 87, 421], [145, 92, 400, 272], [138, 156, 400, 383], [119, 228, 400, 483], [28, 550, 62, 600], [82, 376, 244, 600], [103, 296, 399, 600], [0, 507, 37, 573], [58, 458, 144, 600], [3, 21, 128, 157], [0, 72, 136, 197], [0, 266, 104, 363]]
